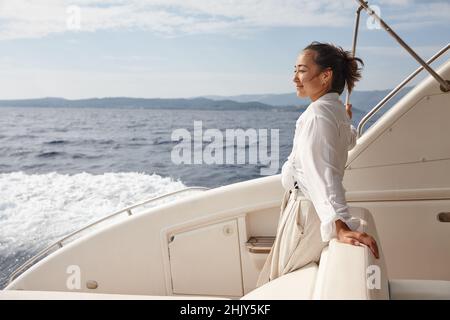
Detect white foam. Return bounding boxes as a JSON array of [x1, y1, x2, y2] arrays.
[[0, 171, 187, 259]]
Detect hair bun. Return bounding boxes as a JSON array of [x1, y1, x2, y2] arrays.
[[304, 42, 364, 94]]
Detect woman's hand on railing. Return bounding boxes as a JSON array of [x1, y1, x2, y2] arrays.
[[346, 103, 353, 120], [335, 220, 379, 259]]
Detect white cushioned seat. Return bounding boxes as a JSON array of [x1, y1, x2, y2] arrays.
[[245, 206, 450, 300], [241, 262, 318, 300], [389, 279, 450, 300], [243, 207, 390, 300], [312, 207, 390, 299]]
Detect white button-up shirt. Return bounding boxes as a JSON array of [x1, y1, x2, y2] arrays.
[[281, 92, 360, 242]]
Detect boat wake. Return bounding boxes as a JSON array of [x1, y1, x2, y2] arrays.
[[0, 171, 186, 288]]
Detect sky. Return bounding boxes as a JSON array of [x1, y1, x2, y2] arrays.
[[0, 0, 448, 99]]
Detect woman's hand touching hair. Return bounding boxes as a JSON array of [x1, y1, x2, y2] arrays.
[[335, 220, 380, 259], [346, 103, 352, 120]]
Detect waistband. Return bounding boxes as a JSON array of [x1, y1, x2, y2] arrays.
[[289, 182, 300, 196]]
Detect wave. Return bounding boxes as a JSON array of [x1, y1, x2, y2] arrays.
[[153, 137, 176, 145], [72, 139, 115, 145], [126, 123, 147, 129], [36, 151, 67, 158], [0, 171, 186, 288], [9, 134, 37, 139], [8, 150, 32, 157], [71, 153, 103, 160], [97, 139, 115, 145], [44, 140, 69, 145]]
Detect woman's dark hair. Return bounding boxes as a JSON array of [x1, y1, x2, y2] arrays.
[[303, 41, 364, 94]]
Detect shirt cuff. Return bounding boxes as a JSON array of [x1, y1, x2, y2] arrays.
[[320, 214, 361, 242]]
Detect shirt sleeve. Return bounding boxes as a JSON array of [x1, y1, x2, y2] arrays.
[[280, 119, 302, 191], [293, 114, 356, 242], [348, 124, 357, 150], [280, 160, 296, 191]]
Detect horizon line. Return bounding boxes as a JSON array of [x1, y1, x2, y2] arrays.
[[0, 87, 404, 101]]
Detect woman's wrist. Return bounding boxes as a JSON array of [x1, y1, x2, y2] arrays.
[[335, 219, 350, 238]]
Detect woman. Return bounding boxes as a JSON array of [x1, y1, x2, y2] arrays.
[[256, 42, 379, 288]]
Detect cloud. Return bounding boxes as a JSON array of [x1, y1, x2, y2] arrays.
[[0, 0, 355, 40], [0, 0, 447, 40], [358, 45, 444, 59], [378, 0, 413, 5], [356, 0, 450, 30], [382, 1, 450, 30]]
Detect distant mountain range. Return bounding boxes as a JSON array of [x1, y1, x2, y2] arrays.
[[202, 87, 413, 112], [0, 87, 412, 113], [0, 97, 279, 111]]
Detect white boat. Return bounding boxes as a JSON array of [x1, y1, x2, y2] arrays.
[[1, 0, 450, 300]]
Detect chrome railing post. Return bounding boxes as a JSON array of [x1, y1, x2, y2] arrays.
[[345, 3, 365, 106]]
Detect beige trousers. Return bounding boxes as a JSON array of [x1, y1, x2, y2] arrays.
[[256, 188, 328, 288]]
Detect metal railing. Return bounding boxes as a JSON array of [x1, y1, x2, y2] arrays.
[[357, 43, 450, 137], [353, 0, 449, 92], [345, 3, 364, 106], [348, 0, 449, 137], [7, 186, 209, 285]]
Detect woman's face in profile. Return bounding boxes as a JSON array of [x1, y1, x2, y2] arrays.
[[293, 50, 324, 99]]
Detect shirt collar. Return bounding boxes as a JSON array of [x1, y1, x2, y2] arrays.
[[315, 92, 340, 103]]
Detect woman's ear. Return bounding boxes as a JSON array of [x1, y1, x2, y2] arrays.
[[323, 68, 332, 82], [321, 68, 333, 87]]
